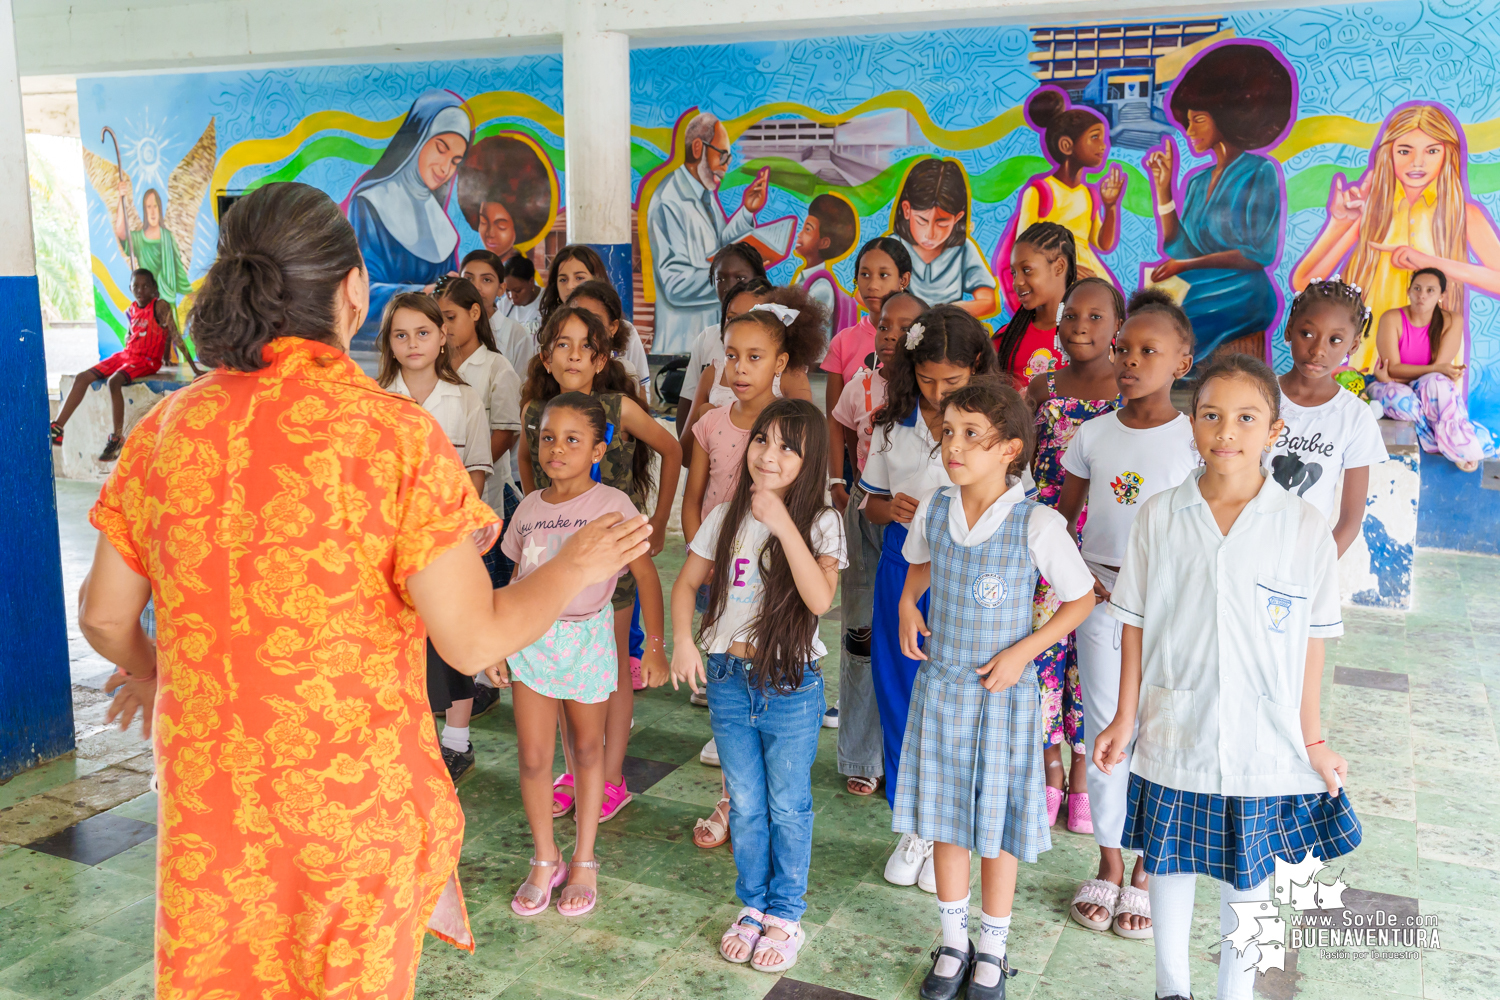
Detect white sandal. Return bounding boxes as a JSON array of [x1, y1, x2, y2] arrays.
[[1113, 884, 1154, 939], [1069, 878, 1120, 932]]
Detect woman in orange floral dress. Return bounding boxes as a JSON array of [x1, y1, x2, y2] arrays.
[[77, 182, 650, 1000]]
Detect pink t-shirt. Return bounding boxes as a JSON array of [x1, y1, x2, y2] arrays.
[[502, 482, 640, 620], [830, 367, 889, 471], [692, 404, 751, 518], [820, 318, 878, 382]]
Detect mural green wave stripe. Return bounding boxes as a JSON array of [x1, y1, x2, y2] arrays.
[[714, 154, 1153, 219], [243, 136, 383, 191], [93, 287, 126, 347]]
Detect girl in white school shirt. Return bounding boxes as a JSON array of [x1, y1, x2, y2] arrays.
[[377, 292, 497, 783], [1094, 354, 1360, 1000], [860, 305, 999, 891], [1058, 289, 1197, 940]]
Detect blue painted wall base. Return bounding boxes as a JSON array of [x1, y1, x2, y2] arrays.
[[1417, 449, 1500, 555], [587, 243, 633, 321], [0, 275, 75, 777]]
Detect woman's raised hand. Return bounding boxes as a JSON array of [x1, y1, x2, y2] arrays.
[[1145, 142, 1175, 203], [560, 513, 653, 586]]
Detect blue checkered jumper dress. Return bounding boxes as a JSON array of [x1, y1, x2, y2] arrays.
[[892, 491, 1050, 861]]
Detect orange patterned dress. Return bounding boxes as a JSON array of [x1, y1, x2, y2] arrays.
[[90, 337, 499, 1000]]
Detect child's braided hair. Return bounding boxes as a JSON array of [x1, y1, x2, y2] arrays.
[[994, 221, 1077, 372], [1286, 275, 1373, 345]]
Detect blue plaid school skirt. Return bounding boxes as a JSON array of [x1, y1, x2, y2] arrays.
[[1122, 773, 1362, 889], [892, 663, 1050, 861]]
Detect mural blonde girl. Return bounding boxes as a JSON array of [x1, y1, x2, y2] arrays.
[[1294, 101, 1500, 372]]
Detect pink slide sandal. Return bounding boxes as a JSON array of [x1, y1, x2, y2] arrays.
[[552, 773, 575, 818]]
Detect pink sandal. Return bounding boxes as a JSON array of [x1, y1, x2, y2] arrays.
[[719, 907, 764, 963], [1067, 792, 1094, 834], [1045, 785, 1064, 827], [749, 914, 805, 973], [552, 774, 575, 818], [629, 656, 645, 691], [511, 857, 568, 916], [558, 858, 600, 917], [599, 777, 633, 821]]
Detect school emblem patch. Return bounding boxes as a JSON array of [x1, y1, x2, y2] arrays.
[[973, 573, 1006, 608], [1266, 593, 1293, 633], [1111, 471, 1143, 504]]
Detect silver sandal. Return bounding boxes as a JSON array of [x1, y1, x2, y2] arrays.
[[559, 858, 600, 917]]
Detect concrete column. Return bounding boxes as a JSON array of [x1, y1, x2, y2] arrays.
[[0, 0, 75, 775], [562, 0, 633, 318]]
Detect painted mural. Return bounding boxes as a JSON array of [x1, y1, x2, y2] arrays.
[[79, 55, 564, 346], [74, 3, 1500, 436], [628, 3, 1500, 436]]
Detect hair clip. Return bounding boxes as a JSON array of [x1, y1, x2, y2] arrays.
[[749, 303, 799, 326], [905, 322, 925, 350]]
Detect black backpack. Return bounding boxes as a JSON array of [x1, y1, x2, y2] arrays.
[[654, 355, 691, 409]]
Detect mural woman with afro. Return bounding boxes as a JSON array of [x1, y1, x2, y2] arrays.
[[1145, 40, 1295, 362]]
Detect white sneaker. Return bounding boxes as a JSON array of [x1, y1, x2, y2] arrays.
[[822, 704, 839, 729], [917, 852, 937, 893], [884, 832, 931, 886], [690, 689, 709, 707], [700, 738, 720, 767]]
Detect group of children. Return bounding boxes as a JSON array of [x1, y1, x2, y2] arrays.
[[372, 223, 1378, 998]]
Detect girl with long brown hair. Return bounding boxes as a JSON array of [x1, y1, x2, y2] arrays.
[[669, 398, 847, 974]]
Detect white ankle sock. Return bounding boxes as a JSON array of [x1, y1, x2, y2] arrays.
[[973, 911, 1011, 987], [441, 725, 470, 753], [934, 894, 970, 977]]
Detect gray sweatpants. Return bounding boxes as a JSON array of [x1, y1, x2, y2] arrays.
[[837, 487, 886, 779]]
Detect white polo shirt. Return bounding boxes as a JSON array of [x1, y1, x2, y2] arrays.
[[387, 373, 493, 476], [858, 405, 951, 503], [456, 345, 523, 507], [1108, 470, 1343, 797]]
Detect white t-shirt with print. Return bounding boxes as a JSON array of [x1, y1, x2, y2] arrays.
[[1264, 388, 1388, 524], [1061, 411, 1199, 567], [688, 503, 848, 658]]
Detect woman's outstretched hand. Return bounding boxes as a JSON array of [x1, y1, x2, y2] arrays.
[[561, 514, 653, 586]]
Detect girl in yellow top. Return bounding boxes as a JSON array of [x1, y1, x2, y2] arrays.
[[1294, 101, 1500, 372], [997, 87, 1125, 313]]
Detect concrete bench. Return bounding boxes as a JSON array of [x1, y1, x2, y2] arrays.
[[52, 371, 192, 482]]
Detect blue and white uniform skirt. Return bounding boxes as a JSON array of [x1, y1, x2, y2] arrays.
[[892, 662, 1050, 861], [1123, 773, 1363, 889]]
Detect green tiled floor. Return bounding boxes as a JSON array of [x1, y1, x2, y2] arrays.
[[2, 544, 1497, 999]]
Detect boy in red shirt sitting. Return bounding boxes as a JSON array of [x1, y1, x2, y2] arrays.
[[51, 268, 200, 461]]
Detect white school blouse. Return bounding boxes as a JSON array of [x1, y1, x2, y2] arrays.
[[456, 345, 523, 505], [858, 405, 951, 503], [1107, 470, 1343, 797], [902, 481, 1094, 604], [386, 373, 493, 475]]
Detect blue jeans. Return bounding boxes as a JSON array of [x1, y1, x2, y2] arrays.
[[706, 652, 823, 922]]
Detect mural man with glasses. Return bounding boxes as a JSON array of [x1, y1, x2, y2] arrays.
[[646, 111, 771, 353]]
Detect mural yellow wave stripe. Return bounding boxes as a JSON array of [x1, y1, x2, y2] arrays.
[[92, 256, 131, 314], [464, 92, 564, 137], [1271, 116, 1380, 162], [212, 110, 404, 204]]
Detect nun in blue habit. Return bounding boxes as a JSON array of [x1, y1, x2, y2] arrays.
[[345, 89, 473, 337]]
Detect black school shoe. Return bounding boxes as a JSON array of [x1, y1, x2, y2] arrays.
[[919, 940, 973, 1000], [442, 743, 476, 785], [965, 952, 1018, 999], [470, 684, 502, 719]]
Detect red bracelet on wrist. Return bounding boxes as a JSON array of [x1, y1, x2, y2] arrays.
[[1305, 740, 1326, 748]]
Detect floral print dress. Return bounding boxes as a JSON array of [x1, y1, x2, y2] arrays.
[[1031, 372, 1117, 750]]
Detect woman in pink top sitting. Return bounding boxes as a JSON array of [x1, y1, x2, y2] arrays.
[[1369, 267, 1497, 471]]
